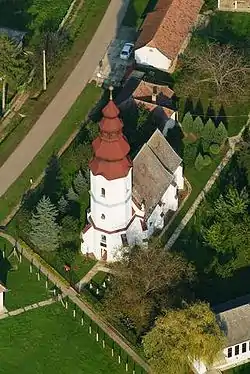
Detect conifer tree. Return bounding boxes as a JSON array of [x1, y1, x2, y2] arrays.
[[43, 155, 62, 204], [193, 116, 204, 136], [181, 112, 193, 134], [58, 195, 69, 214], [202, 119, 216, 145], [67, 186, 79, 202], [29, 196, 60, 252], [73, 170, 88, 195], [214, 122, 228, 145]]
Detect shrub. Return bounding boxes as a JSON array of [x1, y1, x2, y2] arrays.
[[203, 155, 212, 166], [201, 138, 210, 153], [183, 141, 198, 166], [209, 143, 220, 156], [195, 153, 205, 171]]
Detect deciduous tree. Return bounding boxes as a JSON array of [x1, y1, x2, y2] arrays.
[[30, 196, 60, 252], [143, 302, 225, 374], [102, 245, 194, 334]]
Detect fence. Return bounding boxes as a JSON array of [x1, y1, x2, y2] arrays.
[[0, 233, 150, 374]]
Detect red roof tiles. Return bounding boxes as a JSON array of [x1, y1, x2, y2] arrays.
[[135, 0, 202, 60]]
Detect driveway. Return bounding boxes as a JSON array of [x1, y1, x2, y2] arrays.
[[0, 0, 130, 198]]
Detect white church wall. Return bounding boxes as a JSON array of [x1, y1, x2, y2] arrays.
[[90, 170, 132, 231], [161, 184, 178, 212], [126, 216, 147, 246], [147, 204, 164, 236], [135, 46, 172, 72], [174, 165, 184, 190]]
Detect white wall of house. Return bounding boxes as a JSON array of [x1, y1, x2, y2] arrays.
[[0, 292, 4, 313], [135, 46, 172, 72], [90, 170, 132, 231], [174, 165, 184, 190], [147, 184, 178, 236]]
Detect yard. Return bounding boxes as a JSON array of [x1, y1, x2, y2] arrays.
[[0, 237, 53, 311], [0, 303, 126, 374]]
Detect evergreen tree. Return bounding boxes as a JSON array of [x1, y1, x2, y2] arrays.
[[73, 170, 88, 195], [195, 153, 205, 171], [29, 196, 60, 252], [193, 116, 204, 136], [202, 119, 216, 145], [214, 122, 228, 145], [181, 112, 193, 134], [183, 142, 198, 166], [43, 155, 62, 204], [67, 186, 79, 202], [58, 195, 69, 214], [60, 215, 80, 248]]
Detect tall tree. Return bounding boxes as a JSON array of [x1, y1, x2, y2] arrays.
[[73, 170, 88, 195], [202, 119, 216, 145], [60, 215, 80, 249], [43, 155, 62, 204], [214, 122, 228, 145], [181, 112, 193, 134], [202, 187, 250, 276], [143, 302, 225, 374], [193, 116, 204, 136], [102, 245, 194, 334], [183, 43, 250, 103], [29, 196, 60, 252], [238, 126, 250, 185]]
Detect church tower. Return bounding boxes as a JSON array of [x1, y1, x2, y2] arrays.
[[81, 89, 135, 261]]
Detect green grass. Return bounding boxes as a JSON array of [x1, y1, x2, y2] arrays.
[[122, 0, 157, 28], [0, 84, 102, 224], [0, 237, 53, 310], [0, 303, 127, 374], [92, 271, 107, 286], [225, 363, 250, 373]]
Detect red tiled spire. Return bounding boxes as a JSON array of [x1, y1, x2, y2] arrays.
[[89, 90, 132, 180]]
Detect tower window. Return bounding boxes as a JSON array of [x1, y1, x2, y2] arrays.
[[227, 347, 232, 358], [235, 345, 239, 356], [101, 188, 105, 197], [101, 235, 106, 243], [101, 214, 105, 220]]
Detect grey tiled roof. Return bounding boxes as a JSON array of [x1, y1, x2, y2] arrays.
[[148, 128, 182, 173], [215, 294, 250, 347], [133, 136, 174, 218]]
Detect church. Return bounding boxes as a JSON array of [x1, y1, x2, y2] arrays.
[[81, 93, 184, 261]]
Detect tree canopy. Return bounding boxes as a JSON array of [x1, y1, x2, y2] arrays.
[[102, 245, 194, 334], [143, 302, 225, 374]]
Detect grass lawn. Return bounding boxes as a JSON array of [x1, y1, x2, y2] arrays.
[[0, 83, 102, 224], [92, 271, 108, 286], [225, 363, 250, 373], [122, 0, 157, 28], [0, 303, 127, 374], [0, 237, 53, 311], [0, 0, 110, 168]]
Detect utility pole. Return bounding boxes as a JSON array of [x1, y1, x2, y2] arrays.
[[42, 50, 47, 91]]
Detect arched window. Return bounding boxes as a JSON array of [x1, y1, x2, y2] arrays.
[[101, 188, 105, 197], [101, 214, 105, 220]]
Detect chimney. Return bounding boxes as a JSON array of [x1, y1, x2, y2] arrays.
[[152, 85, 157, 103]]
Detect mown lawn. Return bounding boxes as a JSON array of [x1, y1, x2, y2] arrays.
[[0, 237, 53, 310], [0, 84, 102, 223], [0, 303, 126, 374], [226, 363, 250, 373]]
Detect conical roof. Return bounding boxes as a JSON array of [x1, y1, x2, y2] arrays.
[[89, 100, 132, 180]]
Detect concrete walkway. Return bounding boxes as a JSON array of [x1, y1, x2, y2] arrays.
[[0, 0, 130, 197], [166, 123, 248, 249], [75, 261, 113, 291], [0, 232, 150, 373], [0, 298, 55, 320]]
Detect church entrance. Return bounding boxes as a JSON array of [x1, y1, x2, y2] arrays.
[[101, 248, 107, 261]]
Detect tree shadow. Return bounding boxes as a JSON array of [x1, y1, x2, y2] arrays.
[[0, 245, 12, 286], [216, 104, 228, 129], [205, 101, 216, 123], [194, 98, 204, 119], [167, 125, 184, 158], [183, 96, 194, 117], [43, 154, 63, 204]]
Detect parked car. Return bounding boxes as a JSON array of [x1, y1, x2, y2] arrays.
[[120, 42, 134, 60]]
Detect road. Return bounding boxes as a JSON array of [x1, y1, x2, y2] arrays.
[[0, 0, 129, 197]]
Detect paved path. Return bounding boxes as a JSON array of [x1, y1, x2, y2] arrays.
[[0, 232, 150, 373], [75, 261, 113, 291], [0, 298, 55, 320], [166, 123, 248, 249], [0, 0, 129, 197]]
